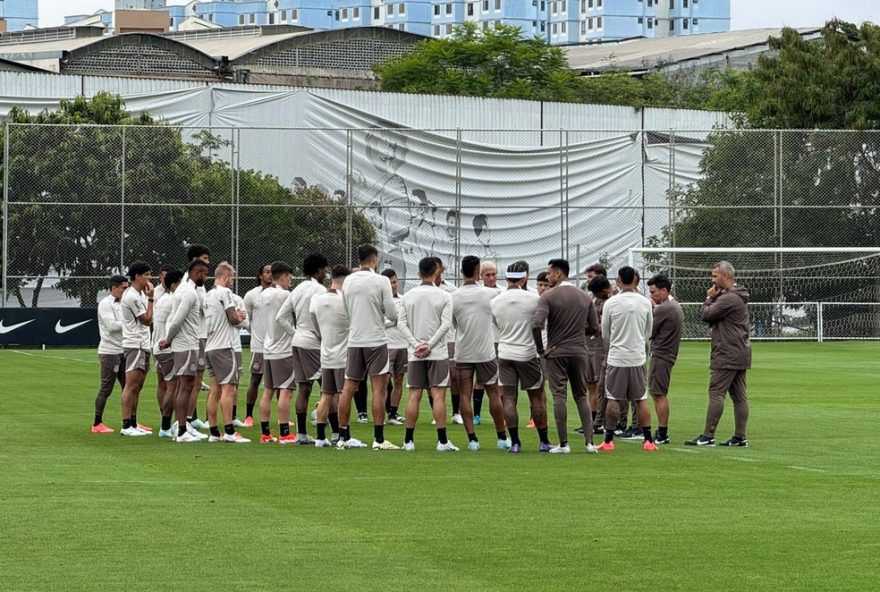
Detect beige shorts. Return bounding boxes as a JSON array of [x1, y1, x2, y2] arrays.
[[388, 348, 408, 375], [321, 367, 346, 395], [605, 365, 648, 402], [498, 357, 544, 391], [408, 359, 450, 390], [293, 346, 322, 384], [345, 345, 390, 381], [172, 349, 199, 378], [457, 359, 499, 385], [649, 357, 674, 396], [155, 353, 175, 381], [123, 348, 150, 374], [250, 352, 265, 375], [265, 356, 296, 390], [206, 348, 240, 385]]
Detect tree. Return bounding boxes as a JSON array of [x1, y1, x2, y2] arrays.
[[375, 23, 582, 102], [1, 94, 375, 306]]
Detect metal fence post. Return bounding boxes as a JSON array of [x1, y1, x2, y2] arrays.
[[120, 126, 126, 271], [559, 128, 565, 257], [346, 129, 353, 268], [454, 128, 462, 285], [232, 128, 240, 292], [817, 302, 824, 343], [2, 121, 9, 308]]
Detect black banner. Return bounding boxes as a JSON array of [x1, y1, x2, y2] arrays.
[[0, 308, 100, 347]]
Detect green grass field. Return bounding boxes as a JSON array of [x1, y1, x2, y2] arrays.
[[1, 342, 878, 591]]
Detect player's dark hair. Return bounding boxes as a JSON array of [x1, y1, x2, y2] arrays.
[[331, 265, 351, 280], [270, 260, 293, 279], [536, 271, 549, 283], [187, 258, 209, 273], [419, 257, 438, 278], [461, 255, 481, 278], [617, 266, 637, 285], [163, 269, 184, 290], [431, 256, 444, 271], [109, 275, 128, 288], [186, 243, 210, 261], [127, 261, 151, 280], [647, 274, 671, 292], [256, 263, 271, 281], [303, 254, 328, 276], [380, 269, 397, 279], [587, 276, 611, 295], [586, 263, 607, 277], [357, 244, 378, 263], [159, 263, 176, 275], [509, 260, 530, 274], [548, 258, 570, 277]]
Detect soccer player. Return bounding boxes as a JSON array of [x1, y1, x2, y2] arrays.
[[586, 275, 613, 436], [241, 263, 273, 426], [204, 262, 249, 443], [531, 258, 599, 454], [152, 263, 175, 302], [119, 261, 155, 437], [434, 258, 463, 425], [647, 274, 684, 444], [471, 259, 501, 425], [230, 291, 248, 428], [536, 272, 551, 295], [159, 258, 209, 442], [310, 265, 351, 447], [154, 269, 183, 439], [381, 268, 408, 425], [597, 266, 657, 452], [183, 244, 211, 431], [337, 244, 399, 451], [585, 263, 608, 283], [260, 261, 297, 444], [685, 261, 751, 447], [92, 275, 129, 433], [398, 257, 457, 452], [278, 254, 328, 445], [454, 255, 508, 451], [525, 270, 552, 430], [492, 261, 552, 453]]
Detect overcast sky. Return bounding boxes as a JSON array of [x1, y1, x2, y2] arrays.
[[37, 0, 880, 29]]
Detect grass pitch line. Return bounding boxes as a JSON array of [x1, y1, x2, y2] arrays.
[[82, 480, 206, 485], [669, 447, 701, 454], [10, 349, 95, 365], [786, 466, 828, 474]]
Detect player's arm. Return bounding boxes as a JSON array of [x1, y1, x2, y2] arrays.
[[602, 302, 613, 352], [275, 293, 296, 336], [397, 299, 419, 349], [584, 299, 599, 337], [162, 291, 192, 345], [701, 291, 734, 324], [645, 306, 654, 359], [224, 293, 244, 326], [243, 291, 255, 321], [428, 295, 452, 352], [98, 300, 122, 335], [308, 301, 321, 341], [137, 282, 154, 326], [531, 296, 549, 354], [651, 305, 664, 342], [382, 279, 398, 324]]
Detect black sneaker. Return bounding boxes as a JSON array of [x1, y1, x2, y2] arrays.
[[357, 412, 369, 424], [593, 425, 605, 435], [654, 431, 670, 444], [684, 435, 715, 446], [620, 426, 645, 441], [720, 436, 749, 447], [574, 426, 585, 435]]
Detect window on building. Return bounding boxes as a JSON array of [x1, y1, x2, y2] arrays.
[[334, 10, 339, 20], [588, 0, 593, 7], [447, 3, 453, 15], [434, 4, 440, 16], [482, 20, 489, 30], [269, 12, 275, 24], [387, 4, 393, 16], [560, 21, 566, 33], [292, 9, 298, 20], [238, 14, 244, 25], [342, 8, 348, 19], [669, 0, 674, 8], [597, 16, 602, 27], [552, 22, 557, 35], [580, 21, 585, 34], [400, 3, 406, 15], [597, 0, 602, 7], [638, 16, 643, 23], [669, 19, 675, 30], [693, 17, 698, 25], [683, 18, 688, 29], [280, 9, 286, 21], [374, 7, 380, 19], [551, 1, 557, 14], [434, 24, 441, 35], [540, 22, 545, 31], [467, 3, 474, 16], [446, 23, 453, 33], [495, 0, 502, 10], [399, 23, 406, 30], [683, 0, 689, 6], [250, 13, 256, 23], [588, 17, 593, 29], [647, 18, 653, 29], [354, 7, 360, 18], [483, 0, 489, 11], [561, 0, 566, 13], [648, 0, 652, 6]]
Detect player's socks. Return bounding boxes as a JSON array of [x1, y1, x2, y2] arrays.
[[374, 425, 385, 444], [473, 389, 485, 416], [178, 423, 187, 438], [389, 405, 399, 417], [340, 426, 350, 441], [161, 415, 172, 431], [279, 422, 290, 437], [296, 412, 307, 435], [246, 403, 255, 418], [232, 406, 237, 420], [131, 415, 138, 428], [496, 430, 507, 441], [210, 426, 221, 438], [437, 427, 448, 444], [467, 432, 478, 442], [604, 429, 614, 443], [328, 412, 340, 434], [122, 418, 132, 430], [405, 427, 415, 444], [94, 414, 103, 427], [658, 426, 668, 439], [643, 425, 654, 443], [317, 423, 327, 440], [224, 423, 235, 436], [537, 427, 550, 445], [451, 395, 461, 415], [509, 427, 520, 446], [260, 421, 271, 437]]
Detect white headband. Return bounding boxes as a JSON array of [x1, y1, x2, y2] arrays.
[[505, 271, 527, 280]]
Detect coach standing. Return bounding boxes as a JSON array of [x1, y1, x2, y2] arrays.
[[685, 261, 751, 447]]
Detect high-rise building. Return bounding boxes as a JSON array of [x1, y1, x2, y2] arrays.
[[0, 0, 39, 32], [115, 0, 168, 9]]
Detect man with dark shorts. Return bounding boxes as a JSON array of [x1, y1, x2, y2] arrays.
[[154, 269, 183, 439], [381, 268, 408, 425], [159, 258, 209, 443], [92, 275, 129, 434], [204, 262, 249, 443], [434, 258, 463, 425], [242, 263, 273, 426], [278, 254, 328, 445], [338, 244, 399, 450], [310, 266, 352, 448], [182, 244, 211, 431], [471, 260, 501, 425], [531, 258, 599, 454], [454, 255, 508, 451], [263, 261, 298, 444], [398, 257, 457, 452], [492, 261, 552, 453], [586, 276, 613, 435], [647, 274, 684, 444], [686, 261, 751, 447], [597, 266, 657, 452], [119, 262, 155, 437]]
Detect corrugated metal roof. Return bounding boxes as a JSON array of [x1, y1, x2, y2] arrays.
[[180, 31, 310, 60], [564, 28, 822, 73]]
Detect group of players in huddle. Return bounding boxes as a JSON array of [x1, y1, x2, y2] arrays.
[[92, 241, 752, 452]]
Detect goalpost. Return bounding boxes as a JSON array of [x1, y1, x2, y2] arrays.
[[624, 247, 880, 342]]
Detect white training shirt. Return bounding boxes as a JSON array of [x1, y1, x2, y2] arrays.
[[341, 269, 397, 348], [243, 285, 268, 353], [262, 286, 294, 360], [385, 295, 409, 350], [97, 295, 124, 355], [452, 283, 498, 363], [483, 284, 502, 342], [232, 294, 247, 353], [491, 288, 541, 362], [602, 290, 654, 368], [205, 285, 238, 352], [182, 271, 208, 340], [310, 290, 350, 369], [287, 277, 326, 350], [165, 280, 204, 353], [120, 286, 151, 350], [438, 280, 458, 344], [151, 292, 174, 356], [398, 283, 452, 362], [153, 283, 166, 303]]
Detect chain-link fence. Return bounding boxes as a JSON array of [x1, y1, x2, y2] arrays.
[[2, 123, 879, 339]]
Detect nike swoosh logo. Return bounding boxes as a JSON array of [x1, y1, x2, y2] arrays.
[[55, 319, 92, 334], [0, 319, 35, 334]]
